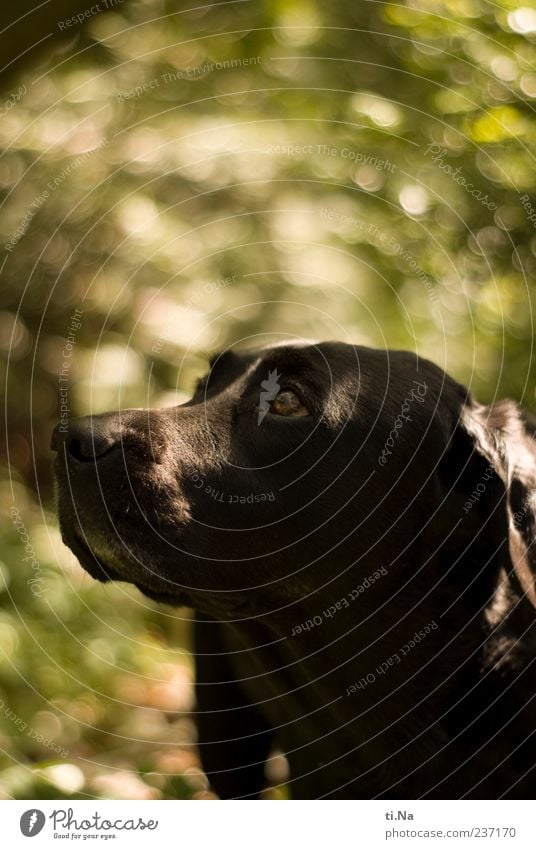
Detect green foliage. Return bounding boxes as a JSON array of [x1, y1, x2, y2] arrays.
[[1, 0, 535, 798]]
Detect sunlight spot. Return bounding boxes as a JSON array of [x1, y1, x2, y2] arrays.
[[399, 185, 429, 216], [508, 7, 536, 34]]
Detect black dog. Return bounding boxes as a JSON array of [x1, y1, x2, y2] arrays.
[[52, 342, 536, 799]]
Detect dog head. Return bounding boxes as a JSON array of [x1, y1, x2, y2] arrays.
[[52, 342, 536, 619]]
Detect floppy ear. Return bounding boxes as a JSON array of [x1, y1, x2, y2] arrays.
[[441, 396, 536, 609], [463, 400, 536, 607]]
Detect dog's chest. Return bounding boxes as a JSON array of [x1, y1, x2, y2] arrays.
[[221, 619, 399, 796]]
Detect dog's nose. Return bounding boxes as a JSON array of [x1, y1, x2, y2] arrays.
[[51, 417, 117, 463]]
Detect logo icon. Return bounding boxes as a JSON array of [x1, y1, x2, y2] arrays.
[[20, 810, 46, 837], [258, 369, 281, 425]]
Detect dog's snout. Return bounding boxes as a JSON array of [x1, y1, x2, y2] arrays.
[[51, 417, 117, 463]]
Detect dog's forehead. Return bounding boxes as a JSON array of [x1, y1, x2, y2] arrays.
[[215, 343, 422, 402], [237, 340, 359, 374], [209, 344, 453, 409]]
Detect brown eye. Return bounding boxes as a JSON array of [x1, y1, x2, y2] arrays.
[[271, 389, 309, 417]]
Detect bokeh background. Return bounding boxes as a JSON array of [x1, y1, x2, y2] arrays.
[[1, 0, 535, 799]]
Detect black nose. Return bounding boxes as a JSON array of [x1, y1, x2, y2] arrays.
[[51, 416, 117, 463]]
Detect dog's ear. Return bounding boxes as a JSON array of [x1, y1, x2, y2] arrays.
[[438, 395, 536, 608]]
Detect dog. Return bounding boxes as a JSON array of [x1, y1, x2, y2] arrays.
[[52, 341, 536, 799]]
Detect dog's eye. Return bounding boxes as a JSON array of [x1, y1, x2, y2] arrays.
[[271, 389, 309, 417]]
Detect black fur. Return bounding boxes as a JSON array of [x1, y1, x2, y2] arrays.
[[52, 342, 536, 799]]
